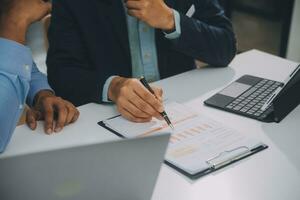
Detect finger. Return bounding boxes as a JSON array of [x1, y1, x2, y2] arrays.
[[124, 0, 140, 2], [65, 103, 77, 125], [128, 90, 155, 116], [71, 110, 80, 123], [127, 9, 142, 18], [126, 1, 145, 10], [133, 83, 164, 113], [43, 103, 54, 134], [130, 92, 162, 119], [26, 109, 39, 130], [37, 1, 52, 20], [63, 101, 79, 123], [41, 1, 52, 13], [118, 106, 151, 123], [117, 83, 156, 118], [152, 87, 163, 102], [119, 97, 152, 119], [54, 103, 68, 133], [149, 87, 164, 120]]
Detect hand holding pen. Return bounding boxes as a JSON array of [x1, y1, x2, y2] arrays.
[[108, 76, 166, 123], [140, 77, 174, 129]]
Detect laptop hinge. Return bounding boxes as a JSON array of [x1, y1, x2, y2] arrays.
[[262, 80, 300, 123], [259, 106, 275, 123]]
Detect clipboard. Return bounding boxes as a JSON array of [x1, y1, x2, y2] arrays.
[[98, 119, 268, 179], [166, 144, 268, 179]]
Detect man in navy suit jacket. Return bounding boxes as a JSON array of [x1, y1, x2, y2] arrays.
[[47, 0, 236, 122]]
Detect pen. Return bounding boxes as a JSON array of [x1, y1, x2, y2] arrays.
[[140, 77, 174, 129]]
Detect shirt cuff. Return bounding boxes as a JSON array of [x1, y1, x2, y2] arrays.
[[102, 76, 118, 102], [0, 38, 33, 81], [26, 63, 53, 106], [164, 9, 181, 39]]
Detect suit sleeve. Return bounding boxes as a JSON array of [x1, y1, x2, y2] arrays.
[[46, 0, 105, 106], [169, 0, 237, 67]]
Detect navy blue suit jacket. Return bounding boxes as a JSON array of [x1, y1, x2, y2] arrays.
[[47, 0, 237, 106]]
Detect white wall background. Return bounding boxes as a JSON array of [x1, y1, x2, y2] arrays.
[[287, 0, 300, 62], [27, 21, 48, 74]]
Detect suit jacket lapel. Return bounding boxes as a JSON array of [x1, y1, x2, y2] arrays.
[[96, 0, 177, 66], [96, 0, 130, 58]]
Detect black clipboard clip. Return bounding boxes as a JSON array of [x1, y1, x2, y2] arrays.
[[206, 146, 251, 169], [204, 144, 268, 173]]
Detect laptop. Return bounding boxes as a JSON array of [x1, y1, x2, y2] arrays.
[[205, 64, 300, 122], [0, 134, 170, 200]]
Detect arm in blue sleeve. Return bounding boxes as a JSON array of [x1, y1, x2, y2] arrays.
[[26, 63, 53, 106], [0, 38, 33, 153]]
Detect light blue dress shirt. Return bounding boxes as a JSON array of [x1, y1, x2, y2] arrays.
[[102, 9, 181, 102], [0, 38, 52, 153]]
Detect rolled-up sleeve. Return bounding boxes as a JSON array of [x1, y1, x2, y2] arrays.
[[26, 63, 53, 106]]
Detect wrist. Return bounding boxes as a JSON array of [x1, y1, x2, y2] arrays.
[[33, 90, 55, 107], [161, 7, 175, 31], [108, 76, 123, 102]]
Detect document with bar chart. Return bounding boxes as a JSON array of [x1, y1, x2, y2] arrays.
[[100, 102, 268, 179]]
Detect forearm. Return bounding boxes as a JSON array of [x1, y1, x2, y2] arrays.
[[27, 63, 53, 106]]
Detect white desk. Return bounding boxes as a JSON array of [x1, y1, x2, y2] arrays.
[[1, 50, 300, 200]]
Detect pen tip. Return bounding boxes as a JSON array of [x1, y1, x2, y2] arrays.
[[170, 124, 175, 130]]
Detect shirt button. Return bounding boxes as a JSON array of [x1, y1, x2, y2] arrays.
[[144, 53, 151, 59], [24, 64, 30, 71]]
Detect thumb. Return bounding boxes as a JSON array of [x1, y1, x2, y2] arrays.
[[40, 1, 52, 17]]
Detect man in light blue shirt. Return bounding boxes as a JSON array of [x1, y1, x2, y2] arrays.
[[0, 0, 79, 153], [100, 6, 182, 122]]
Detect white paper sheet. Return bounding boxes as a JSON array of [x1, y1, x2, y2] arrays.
[[104, 102, 265, 175]]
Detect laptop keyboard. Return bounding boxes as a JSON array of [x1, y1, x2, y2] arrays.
[[225, 79, 283, 117]]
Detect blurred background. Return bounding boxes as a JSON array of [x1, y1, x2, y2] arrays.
[[27, 0, 300, 74], [221, 0, 299, 59]]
